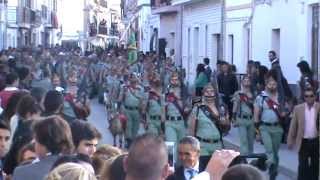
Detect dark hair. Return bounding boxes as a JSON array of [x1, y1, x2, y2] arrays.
[[30, 87, 47, 104], [1, 91, 29, 125], [268, 50, 276, 57], [33, 116, 74, 154], [222, 164, 264, 180], [196, 63, 206, 77], [5, 72, 19, 85], [70, 120, 102, 148], [16, 95, 40, 119], [17, 142, 35, 165], [43, 90, 64, 114], [304, 87, 316, 95], [297, 61, 313, 75], [103, 154, 126, 180], [0, 121, 10, 132], [17, 67, 30, 81], [203, 58, 210, 65]]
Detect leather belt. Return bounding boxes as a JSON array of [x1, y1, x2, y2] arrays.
[[261, 122, 280, 127], [196, 136, 220, 144], [166, 116, 182, 121], [238, 115, 252, 119], [150, 115, 161, 120], [125, 106, 139, 110]]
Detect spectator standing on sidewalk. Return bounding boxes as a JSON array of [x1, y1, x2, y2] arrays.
[[194, 64, 209, 97], [297, 61, 316, 102], [287, 88, 319, 180], [0, 122, 11, 180], [0, 72, 19, 109], [217, 62, 238, 119], [203, 58, 212, 82], [254, 72, 283, 180]]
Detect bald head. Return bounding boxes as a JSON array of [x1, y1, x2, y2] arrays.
[[125, 134, 168, 180]]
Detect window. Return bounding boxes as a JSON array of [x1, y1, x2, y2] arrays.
[[271, 29, 280, 56], [212, 34, 220, 65]]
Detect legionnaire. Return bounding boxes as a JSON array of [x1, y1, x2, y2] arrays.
[[254, 72, 284, 180], [232, 75, 255, 155], [119, 73, 145, 147], [189, 84, 223, 170], [164, 72, 190, 146], [143, 72, 163, 135]]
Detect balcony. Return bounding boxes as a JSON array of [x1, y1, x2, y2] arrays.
[[151, 0, 180, 14], [7, 6, 18, 27], [89, 23, 97, 37], [17, 7, 32, 28]]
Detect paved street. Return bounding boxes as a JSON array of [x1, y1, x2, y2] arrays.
[[88, 99, 296, 180]]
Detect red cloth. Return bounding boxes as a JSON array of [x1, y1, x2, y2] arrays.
[[0, 90, 18, 109]]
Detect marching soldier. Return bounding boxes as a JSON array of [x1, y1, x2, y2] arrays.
[[189, 84, 223, 170], [254, 72, 284, 180], [164, 72, 190, 146], [143, 72, 163, 135], [232, 75, 255, 155], [118, 73, 145, 147]]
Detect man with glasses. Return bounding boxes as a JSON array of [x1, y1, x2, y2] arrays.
[[287, 88, 319, 180]]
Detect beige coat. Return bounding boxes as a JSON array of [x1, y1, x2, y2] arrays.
[[287, 102, 320, 150]]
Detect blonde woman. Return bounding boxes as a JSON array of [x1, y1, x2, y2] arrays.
[[47, 163, 97, 180]]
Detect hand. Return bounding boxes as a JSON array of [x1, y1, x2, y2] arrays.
[[287, 143, 294, 150], [205, 149, 240, 180]]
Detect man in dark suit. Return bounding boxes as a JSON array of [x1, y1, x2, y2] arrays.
[[167, 136, 204, 180]]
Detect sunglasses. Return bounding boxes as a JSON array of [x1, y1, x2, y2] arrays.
[[304, 95, 315, 98]]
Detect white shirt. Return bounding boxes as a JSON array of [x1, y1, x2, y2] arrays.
[[184, 161, 199, 180], [304, 103, 317, 139]]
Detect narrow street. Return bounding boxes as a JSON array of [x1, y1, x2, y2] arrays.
[[88, 99, 294, 180]]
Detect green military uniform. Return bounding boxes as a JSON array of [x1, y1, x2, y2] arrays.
[[233, 91, 255, 155], [145, 90, 163, 135], [165, 88, 186, 145], [191, 104, 222, 156], [255, 91, 283, 179], [121, 84, 144, 142]]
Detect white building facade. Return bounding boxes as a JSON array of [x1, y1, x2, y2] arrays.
[[225, 0, 320, 83], [175, 0, 223, 83]]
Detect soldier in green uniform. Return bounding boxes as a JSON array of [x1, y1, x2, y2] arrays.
[[119, 73, 145, 147], [232, 75, 255, 155], [189, 84, 223, 169], [143, 72, 163, 135], [165, 72, 189, 147], [254, 73, 284, 180]]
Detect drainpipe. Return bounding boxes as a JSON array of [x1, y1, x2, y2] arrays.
[[220, 0, 225, 61], [179, 5, 183, 67]]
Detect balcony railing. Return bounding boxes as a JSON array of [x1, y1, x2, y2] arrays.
[[151, 0, 172, 8], [17, 7, 32, 26], [7, 7, 17, 25], [98, 25, 108, 35]]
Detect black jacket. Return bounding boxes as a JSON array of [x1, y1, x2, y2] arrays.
[[166, 162, 206, 180]]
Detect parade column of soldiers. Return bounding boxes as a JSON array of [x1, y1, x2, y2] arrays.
[[0, 45, 318, 180], [103, 48, 319, 180]]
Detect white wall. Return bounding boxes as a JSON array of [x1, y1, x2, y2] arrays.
[[251, 0, 317, 84], [225, 4, 252, 73], [182, 0, 222, 83]]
